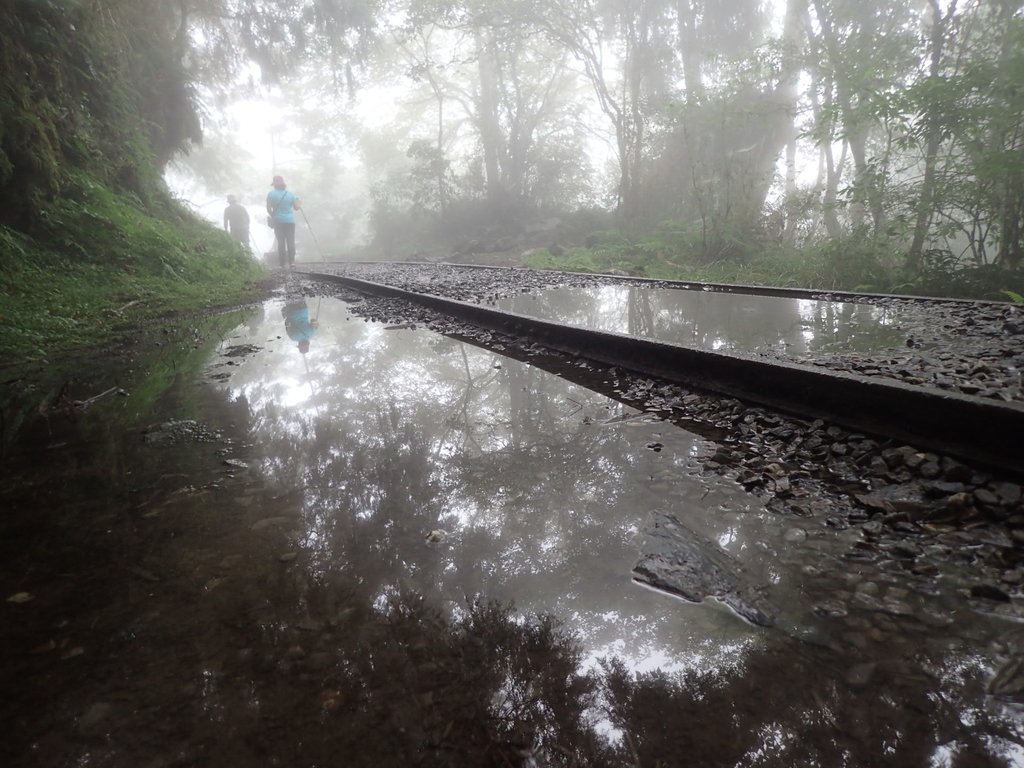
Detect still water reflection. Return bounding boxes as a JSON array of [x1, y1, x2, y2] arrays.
[[0, 292, 1021, 766], [216, 295, 1023, 762], [220, 295, 766, 671], [495, 285, 913, 355]]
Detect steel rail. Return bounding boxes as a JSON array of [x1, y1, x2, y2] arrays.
[[317, 260, 1015, 306], [303, 268, 1024, 477]]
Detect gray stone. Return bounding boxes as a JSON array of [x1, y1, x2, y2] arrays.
[[633, 511, 776, 627]]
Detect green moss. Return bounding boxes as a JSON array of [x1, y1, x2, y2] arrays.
[[0, 173, 265, 361]]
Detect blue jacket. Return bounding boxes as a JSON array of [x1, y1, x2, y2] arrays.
[[267, 188, 298, 224]]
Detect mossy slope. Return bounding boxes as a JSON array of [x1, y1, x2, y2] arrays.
[[0, 0, 264, 362]]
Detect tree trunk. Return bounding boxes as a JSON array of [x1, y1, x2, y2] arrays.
[[474, 26, 504, 204], [676, 0, 704, 101], [906, 0, 956, 273], [811, 0, 882, 234]]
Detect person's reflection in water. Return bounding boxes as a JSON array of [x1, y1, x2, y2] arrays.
[[282, 298, 318, 354]]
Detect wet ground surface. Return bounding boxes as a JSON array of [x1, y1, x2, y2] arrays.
[[2, 271, 1024, 766]]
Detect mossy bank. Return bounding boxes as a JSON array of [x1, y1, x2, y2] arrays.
[[0, 175, 265, 361], [0, 0, 264, 362]]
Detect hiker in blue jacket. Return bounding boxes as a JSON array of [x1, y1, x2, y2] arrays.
[[266, 175, 301, 268], [283, 298, 318, 355]]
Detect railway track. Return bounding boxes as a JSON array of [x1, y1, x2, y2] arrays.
[[298, 262, 1024, 477]]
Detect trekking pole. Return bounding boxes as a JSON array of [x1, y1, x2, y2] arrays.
[[300, 209, 327, 264], [248, 230, 262, 258]]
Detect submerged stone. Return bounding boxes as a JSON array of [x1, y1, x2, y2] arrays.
[[633, 510, 777, 627]]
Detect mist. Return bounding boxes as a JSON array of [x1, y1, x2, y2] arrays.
[[164, 0, 1024, 280]]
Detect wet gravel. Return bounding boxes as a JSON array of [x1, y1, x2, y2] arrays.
[[789, 295, 1024, 403], [294, 263, 1024, 628]]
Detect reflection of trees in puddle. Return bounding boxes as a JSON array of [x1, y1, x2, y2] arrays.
[[197, 570, 1020, 767], [236, 587, 605, 766], [215, 299, 1023, 764], [503, 287, 910, 357], [597, 636, 1010, 767]]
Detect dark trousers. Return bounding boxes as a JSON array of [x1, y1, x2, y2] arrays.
[[274, 222, 296, 266]]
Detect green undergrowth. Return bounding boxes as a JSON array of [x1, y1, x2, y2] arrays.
[[0, 175, 266, 361], [524, 230, 1024, 300]]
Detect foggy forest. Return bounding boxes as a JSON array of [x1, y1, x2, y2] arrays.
[[4, 3, 1024, 767], [3, 0, 1024, 308]]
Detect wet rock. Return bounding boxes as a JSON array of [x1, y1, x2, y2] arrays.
[[944, 492, 972, 512], [941, 459, 974, 483], [1001, 570, 1024, 586], [904, 451, 927, 470], [633, 511, 776, 627], [868, 456, 890, 476], [29, 639, 57, 654], [969, 584, 1011, 602], [973, 488, 1001, 508], [852, 592, 886, 611], [859, 523, 883, 541], [303, 652, 334, 672], [989, 656, 1024, 700], [881, 447, 908, 468], [881, 599, 915, 617], [783, 528, 807, 543], [812, 599, 848, 618], [991, 482, 1022, 507], [711, 446, 737, 464], [885, 543, 922, 560], [218, 554, 243, 569], [853, 580, 879, 597], [922, 481, 966, 498], [126, 566, 160, 582], [841, 632, 868, 651], [911, 563, 940, 577]]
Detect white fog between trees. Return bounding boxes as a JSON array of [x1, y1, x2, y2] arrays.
[[169, 0, 1024, 276]]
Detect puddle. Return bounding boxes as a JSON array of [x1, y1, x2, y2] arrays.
[[494, 285, 918, 356], [1, 293, 1022, 766]]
